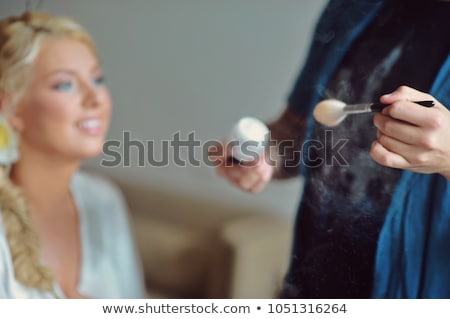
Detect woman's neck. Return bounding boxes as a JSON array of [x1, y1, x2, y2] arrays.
[[10, 148, 80, 215]]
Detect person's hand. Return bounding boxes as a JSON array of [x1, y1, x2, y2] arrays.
[[209, 142, 274, 193], [371, 86, 450, 180]]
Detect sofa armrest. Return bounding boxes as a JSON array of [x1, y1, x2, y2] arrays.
[[216, 215, 293, 298]]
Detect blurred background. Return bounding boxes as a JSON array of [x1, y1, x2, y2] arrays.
[[0, 0, 326, 298]]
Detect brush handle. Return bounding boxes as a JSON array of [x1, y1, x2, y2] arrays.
[[370, 100, 435, 112]]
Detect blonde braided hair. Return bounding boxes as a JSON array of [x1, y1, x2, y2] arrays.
[[0, 11, 96, 293]]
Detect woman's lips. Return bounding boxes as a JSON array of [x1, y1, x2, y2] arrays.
[[77, 118, 103, 135]]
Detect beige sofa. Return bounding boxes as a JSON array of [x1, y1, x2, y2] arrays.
[[117, 180, 293, 298]]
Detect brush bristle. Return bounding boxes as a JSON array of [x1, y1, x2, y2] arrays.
[[313, 99, 347, 127]]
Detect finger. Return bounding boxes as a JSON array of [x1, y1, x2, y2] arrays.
[[381, 100, 442, 128], [224, 164, 253, 182], [228, 167, 246, 181], [239, 172, 260, 189], [370, 140, 411, 169], [379, 86, 441, 127], [249, 178, 269, 193], [216, 162, 247, 184], [227, 171, 260, 192], [373, 113, 420, 144], [380, 85, 431, 105], [248, 162, 274, 193], [376, 132, 423, 163]]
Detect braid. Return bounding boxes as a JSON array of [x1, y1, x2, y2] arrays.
[[0, 167, 54, 292]]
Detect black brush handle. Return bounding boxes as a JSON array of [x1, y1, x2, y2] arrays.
[[370, 100, 435, 112]]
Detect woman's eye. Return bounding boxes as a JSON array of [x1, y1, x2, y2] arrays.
[[93, 75, 105, 86], [54, 81, 74, 92]]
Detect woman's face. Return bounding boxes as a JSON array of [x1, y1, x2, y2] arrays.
[[13, 37, 112, 160]]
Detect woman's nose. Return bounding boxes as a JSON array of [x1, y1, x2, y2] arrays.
[[81, 82, 101, 109]]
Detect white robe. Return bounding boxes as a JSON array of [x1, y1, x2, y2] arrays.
[[0, 171, 146, 299]]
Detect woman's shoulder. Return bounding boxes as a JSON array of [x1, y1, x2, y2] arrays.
[[73, 169, 121, 192], [73, 170, 125, 201], [71, 170, 129, 217]]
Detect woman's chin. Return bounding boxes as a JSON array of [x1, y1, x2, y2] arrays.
[[75, 143, 105, 160]]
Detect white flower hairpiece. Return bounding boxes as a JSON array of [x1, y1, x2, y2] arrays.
[[0, 113, 18, 166]]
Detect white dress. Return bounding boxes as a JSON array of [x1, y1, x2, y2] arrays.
[[0, 171, 147, 299]]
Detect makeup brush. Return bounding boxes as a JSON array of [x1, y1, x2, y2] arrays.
[[313, 99, 435, 127]]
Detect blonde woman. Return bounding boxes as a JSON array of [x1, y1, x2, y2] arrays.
[[0, 11, 146, 298]]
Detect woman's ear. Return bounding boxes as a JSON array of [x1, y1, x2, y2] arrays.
[[0, 92, 24, 132], [9, 114, 24, 132]]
